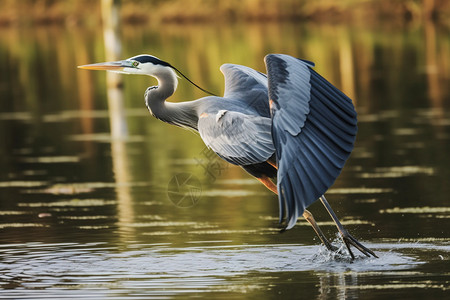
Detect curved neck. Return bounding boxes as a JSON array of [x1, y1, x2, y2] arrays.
[[145, 69, 199, 130]]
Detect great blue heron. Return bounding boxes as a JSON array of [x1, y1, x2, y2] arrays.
[[79, 54, 377, 259]]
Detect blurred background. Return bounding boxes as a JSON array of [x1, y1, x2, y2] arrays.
[[0, 0, 449, 298]]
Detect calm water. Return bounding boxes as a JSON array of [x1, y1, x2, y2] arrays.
[[0, 21, 449, 299]]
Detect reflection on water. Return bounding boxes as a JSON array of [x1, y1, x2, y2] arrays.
[[0, 19, 449, 299]]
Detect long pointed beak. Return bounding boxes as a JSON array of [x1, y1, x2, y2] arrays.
[[78, 60, 128, 71]]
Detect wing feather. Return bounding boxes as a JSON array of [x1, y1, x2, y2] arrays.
[[196, 64, 276, 166], [265, 54, 357, 229], [198, 110, 275, 166], [220, 64, 270, 117]]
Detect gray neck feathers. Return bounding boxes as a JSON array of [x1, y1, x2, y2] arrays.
[[145, 68, 199, 130]]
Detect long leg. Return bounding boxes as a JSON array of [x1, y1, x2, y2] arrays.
[[256, 176, 278, 194], [256, 175, 336, 251], [320, 195, 378, 259], [303, 210, 337, 252]]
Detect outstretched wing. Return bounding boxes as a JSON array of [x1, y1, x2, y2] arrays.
[[264, 54, 357, 229], [198, 110, 275, 166], [196, 63, 275, 166], [220, 64, 270, 117]]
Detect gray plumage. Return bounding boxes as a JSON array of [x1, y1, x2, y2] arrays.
[[142, 54, 357, 229], [78, 53, 377, 259], [265, 54, 357, 228]]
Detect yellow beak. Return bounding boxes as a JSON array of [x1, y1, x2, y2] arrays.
[[78, 61, 126, 71]]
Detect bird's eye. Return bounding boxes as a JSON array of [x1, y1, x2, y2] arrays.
[[132, 61, 139, 67]]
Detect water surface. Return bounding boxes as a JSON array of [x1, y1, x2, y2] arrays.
[[0, 21, 449, 299]]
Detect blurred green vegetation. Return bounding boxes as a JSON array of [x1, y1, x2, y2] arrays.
[[0, 0, 449, 27]]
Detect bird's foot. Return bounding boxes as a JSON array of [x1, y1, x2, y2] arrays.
[[338, 228, 378, 259], [322, 238, 339, 253]]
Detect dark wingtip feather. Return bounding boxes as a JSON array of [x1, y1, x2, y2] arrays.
[[266, 54, 357, 229]]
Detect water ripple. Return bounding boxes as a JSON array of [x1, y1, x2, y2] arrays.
[[1, 241, 447, 298]]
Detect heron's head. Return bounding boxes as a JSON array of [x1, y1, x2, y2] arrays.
[[78, 54, 216, 95], [78, 54, 174, 76]]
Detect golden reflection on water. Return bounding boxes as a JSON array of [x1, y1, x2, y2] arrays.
[[100, 0, 137, 241], [380, 206, 450, 214]]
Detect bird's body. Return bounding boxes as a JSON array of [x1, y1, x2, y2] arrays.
[[79, 53, 377, 259]]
